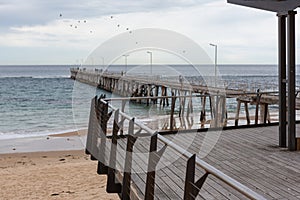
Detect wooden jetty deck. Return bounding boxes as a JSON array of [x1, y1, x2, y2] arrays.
[[118, 125, 300, 199], [70, 67, 300, 129], [85, 96, 300, 200]]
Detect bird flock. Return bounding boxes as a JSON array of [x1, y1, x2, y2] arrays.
[[59, 13, 132, 34]]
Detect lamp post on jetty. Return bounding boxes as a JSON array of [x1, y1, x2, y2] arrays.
[[209, 43, 217, 87], [147, 51, 153, 74], [123, 54, 129, 74]]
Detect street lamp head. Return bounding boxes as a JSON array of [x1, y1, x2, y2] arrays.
[[209, 43, 217, 47], [147, 51, 152, 54]]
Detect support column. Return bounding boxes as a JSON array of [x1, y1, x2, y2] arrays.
[[287, 10, 297, 151], [278, 14, 287, 147]]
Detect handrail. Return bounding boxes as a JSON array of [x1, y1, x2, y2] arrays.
[[104, 95, 207, 102], [103, 90, 300, 101], [101, 98, 267, 200]]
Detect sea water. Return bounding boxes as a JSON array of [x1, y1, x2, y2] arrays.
[[1, 65, 300, 140]]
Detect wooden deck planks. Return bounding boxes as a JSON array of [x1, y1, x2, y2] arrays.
[[161, 125, 300, 199], [100, 124, 300, 199]]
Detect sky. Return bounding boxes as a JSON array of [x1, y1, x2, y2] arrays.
[[0, 0, 299, 65]]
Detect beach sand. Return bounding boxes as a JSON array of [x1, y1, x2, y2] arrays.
[[0, 150, 119, 200], [0, 130, 119, 200]]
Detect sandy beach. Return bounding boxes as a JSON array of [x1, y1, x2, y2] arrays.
[[0, 131, 119, 200]]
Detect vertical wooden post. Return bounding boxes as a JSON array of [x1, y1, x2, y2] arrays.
[[165, 87, 169, 107], [122, 119, 136, 200], [221, 96, 227, 126], [160, 86, 165, 107], [200, 95, 206, 128], [187, 91, 193, 118], [97, 98, 109, 175], [255, 91, 261, 125], [209, 95, 216, 127], [145, 135, 158, 200], [120, 100, 126, 135], [215, 94, 219, 127], [260, 104, 265, 124], [107, 109, 122, 193], [147, 85, 151, 106], [155, 86, 159, 104], [235, 100, 241, 126], [287, 10, 297, 151], [263, 104, 269, 124], [179, 90, 182, 117], [170, 92, 176, 131], [244, 102, 250, 125], [86, 96, 97, 155], [182, 91, 187, 117], [278, 13, 287, 147], [145, 134, 168, 200]]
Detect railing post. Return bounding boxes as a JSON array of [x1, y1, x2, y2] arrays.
[[254, 90, 261, 125], [120, 100, 126, 135], [91, 96, 102, 160], [122, 118, 137, 200], [145, 134, 167, 200], [170, 92, 176, 131], [184, 155, 209, 200], [86, 96, 97, 155], [97, 95, 111, 175], [200, 94, 206, 128], [107, 109, 122, 193]]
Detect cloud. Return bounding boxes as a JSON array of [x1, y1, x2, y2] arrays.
[[0, 0, 212, 28], [0, 0, 299, 64]]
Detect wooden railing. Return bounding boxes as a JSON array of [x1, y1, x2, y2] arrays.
[[85, 95, 267, 200]]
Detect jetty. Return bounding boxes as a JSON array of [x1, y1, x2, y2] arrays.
[[71, 68, 300, 128]]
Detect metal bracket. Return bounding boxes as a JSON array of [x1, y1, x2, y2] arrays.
[[145, 134, 167, 200], [184, 154, 209, 200]]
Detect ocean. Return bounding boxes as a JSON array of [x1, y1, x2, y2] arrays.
[[1, 65, 300, 140]]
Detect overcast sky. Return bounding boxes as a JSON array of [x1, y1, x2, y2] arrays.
[[0, 0, 299, 65]]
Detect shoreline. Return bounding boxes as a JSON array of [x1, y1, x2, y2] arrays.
[[0, 129, 87, 154]]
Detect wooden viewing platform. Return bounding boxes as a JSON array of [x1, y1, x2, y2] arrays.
[[85, 95, 300, 200], [116, 125, 300, 199]]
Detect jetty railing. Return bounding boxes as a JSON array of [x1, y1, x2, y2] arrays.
[[103, 89, 300, 129], [85, 95, 267, 200]]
